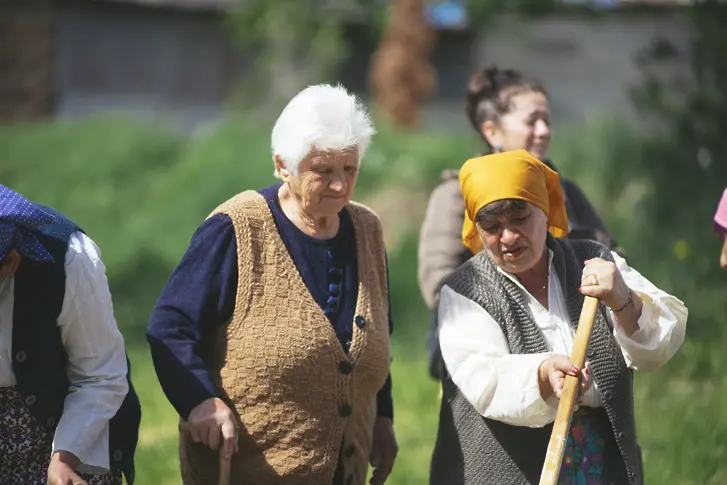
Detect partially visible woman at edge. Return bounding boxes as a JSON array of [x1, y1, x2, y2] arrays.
[[419, 66, 624, 379], [713, 187, 727, 269], [429, 150, 687, 485]]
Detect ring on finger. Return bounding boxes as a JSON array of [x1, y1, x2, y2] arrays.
[[585, 274, 598, 286]]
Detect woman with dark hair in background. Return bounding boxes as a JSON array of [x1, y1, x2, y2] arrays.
[[419, 66, 623, 379]]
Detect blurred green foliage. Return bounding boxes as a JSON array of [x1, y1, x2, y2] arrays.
[[2, 107, 725, 484], [1, 3, 726, 484]]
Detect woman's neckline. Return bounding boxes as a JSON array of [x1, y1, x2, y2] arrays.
[[271, 184, 342, 245]]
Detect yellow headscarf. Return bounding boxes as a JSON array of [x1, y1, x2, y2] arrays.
[[460, 149, 569, 254]]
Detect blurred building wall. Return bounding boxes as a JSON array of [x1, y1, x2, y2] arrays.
[[453, 12, 692, 131], [55, 1, 243, 131], [3, 1, 693, 132]]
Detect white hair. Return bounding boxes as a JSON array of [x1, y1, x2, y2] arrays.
[[271, 84, 376, 178]]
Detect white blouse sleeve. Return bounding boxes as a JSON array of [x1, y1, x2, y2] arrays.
[[608, 251, 688, 371], [438, 284, 558, 428], [52, 232, 129, 474]]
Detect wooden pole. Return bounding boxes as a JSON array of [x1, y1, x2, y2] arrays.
[[178, 421, 232, 485], [539, 296, 600, 485]]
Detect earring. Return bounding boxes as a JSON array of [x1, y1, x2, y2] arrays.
[[493, 144, 504, 153]]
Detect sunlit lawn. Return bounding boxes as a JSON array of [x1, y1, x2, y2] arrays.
[[3, 115, 725, 484]]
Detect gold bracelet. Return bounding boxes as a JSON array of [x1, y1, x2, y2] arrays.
[[612, 290, 633, 313]]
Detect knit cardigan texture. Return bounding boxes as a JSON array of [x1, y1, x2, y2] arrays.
[[179, 191, 391, 485]]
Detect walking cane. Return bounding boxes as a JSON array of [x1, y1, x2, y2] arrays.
[[178, 421, 232, 485], [539, 295, 600, 485]]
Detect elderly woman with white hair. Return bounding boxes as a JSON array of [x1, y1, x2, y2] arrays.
[[147, 84, 398, 485]]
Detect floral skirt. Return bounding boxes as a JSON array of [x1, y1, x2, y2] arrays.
[[0, 386, 121, 485], [558, 407, 619, 485]]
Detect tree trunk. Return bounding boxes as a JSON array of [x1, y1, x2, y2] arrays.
[[369, 0, 437, 129], [0, 0, 55, 124]]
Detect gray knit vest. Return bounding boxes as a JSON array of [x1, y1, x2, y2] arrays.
[[429, 236, 643, 485]]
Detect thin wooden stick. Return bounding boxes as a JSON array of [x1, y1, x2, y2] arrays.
[[539, 296, 600, 485], [178, 421, 232, 485]]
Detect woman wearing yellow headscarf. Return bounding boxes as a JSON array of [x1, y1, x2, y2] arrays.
[[429, 150, 687, 485]]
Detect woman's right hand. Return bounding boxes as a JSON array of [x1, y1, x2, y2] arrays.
[[47, 451, 86, 485], [538, 355, 592, 401], [187, 397, 239, 458]]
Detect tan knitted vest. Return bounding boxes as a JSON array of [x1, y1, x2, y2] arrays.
[[179, 190, 391, 485]]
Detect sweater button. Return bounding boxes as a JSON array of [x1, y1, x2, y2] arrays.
[[346, 474, 354, 485], [25, 394, 37, 406], [617, 431, 627, 440], [339, 361, 353, 374], [345, 444, 355, 457], [46, 417, 56, 427], [15, 351, 27, 363], [354, 316, 366, 329], [339, 404, 352, 417], [113, 450, 123, 461]]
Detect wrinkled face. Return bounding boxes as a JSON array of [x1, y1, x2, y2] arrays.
[[485, 91, 551, 160], [476, 203, 548, 274], [279, 148, 359, 217]]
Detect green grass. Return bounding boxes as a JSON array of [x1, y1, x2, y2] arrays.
[[1, 115, 726, 484], [128, 347, 180, 485]]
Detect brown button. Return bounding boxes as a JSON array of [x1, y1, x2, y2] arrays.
[[339, 404, 352, 417], [339, 361, 353, 374]]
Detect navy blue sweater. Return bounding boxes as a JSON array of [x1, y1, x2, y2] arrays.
[[148, 184, 393, 421]]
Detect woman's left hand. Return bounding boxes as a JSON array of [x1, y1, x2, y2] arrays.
[[369, 417, 398, 485], [580, 258, 631, 310]]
